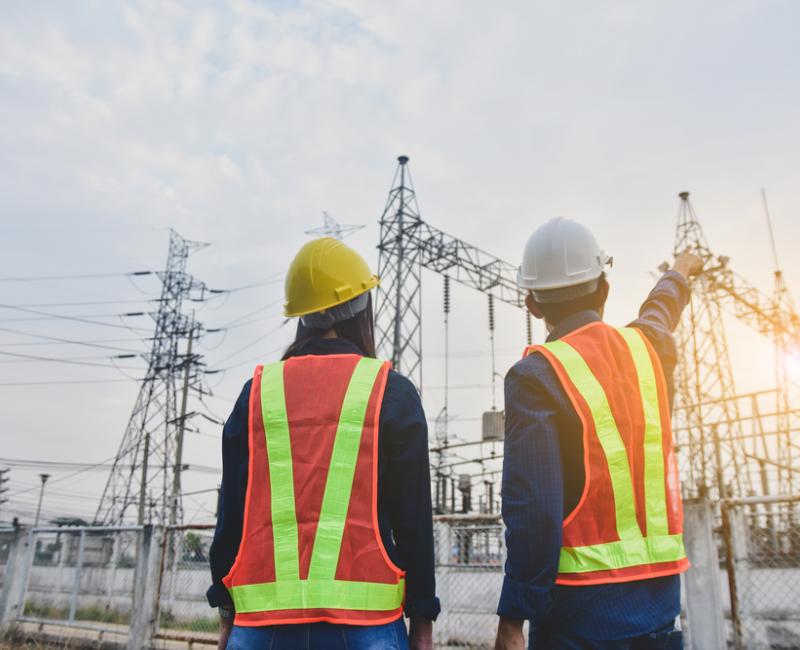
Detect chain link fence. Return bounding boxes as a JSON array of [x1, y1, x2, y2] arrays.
[[8, 508, 800, 649], [15, 526, 141, 642], [0, 528, 14, 594], [433, 515, 521, 648], [153, 525, 217, 647], [721, 496, 800, 649]]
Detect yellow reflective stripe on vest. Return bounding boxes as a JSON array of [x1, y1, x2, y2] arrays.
[[560, 534, 685, 574], [618, 328, 668, 537], [240, 357, 402, 615], [231, 578, 405, 613], [543, 340, 642, 541], [261, 362, 300, 580], [308, 357, 384, 579]]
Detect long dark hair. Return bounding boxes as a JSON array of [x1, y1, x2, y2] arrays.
[[281, 293, 376, 360]]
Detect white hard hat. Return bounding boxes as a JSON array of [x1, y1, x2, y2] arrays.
[[517, 217, 612, 303]]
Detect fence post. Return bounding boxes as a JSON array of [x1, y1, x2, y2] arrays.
[[433, 519, 452, 646], [683, 499, 726, 649], [0, 526, 30, 631], [725, 503, 758, 648], [68, 529, 86, 623], [127, 525, 164, 650]]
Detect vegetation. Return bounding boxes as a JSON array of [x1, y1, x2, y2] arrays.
[[159, 609, 217, 632], [22, 602, 130, 625]]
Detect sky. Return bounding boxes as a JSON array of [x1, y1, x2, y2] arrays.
[[1, 0, 799, 525]]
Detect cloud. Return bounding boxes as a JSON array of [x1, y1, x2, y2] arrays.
[[1, 0, 799, 522]]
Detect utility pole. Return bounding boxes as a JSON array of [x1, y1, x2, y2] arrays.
[[170, 316, 196, 526], [34, 473, 50, 528], [0, 468, 9, 522]]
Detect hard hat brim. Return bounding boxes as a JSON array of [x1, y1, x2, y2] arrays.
[[530, 277, 601, 303], [284, 275, 380, 318], [516, 267, 605, 291]]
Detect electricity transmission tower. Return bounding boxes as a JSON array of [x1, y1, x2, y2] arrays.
[[374, 157, 800, 514], [667, 192, 800, 503], [375, 155, 525, 392], [95, 230, 209, 526], [305, 211, 365, 240], [374, 156, 527, 514]]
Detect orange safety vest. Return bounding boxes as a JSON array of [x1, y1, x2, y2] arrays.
[[222, 354, 406, 626], [524, 322, 689, 585]]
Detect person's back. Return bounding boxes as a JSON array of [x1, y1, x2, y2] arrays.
[[222, 353, 406, 626], [495, 218, 703, 650], [524, 321, 688, 587], [207, 238, 438, 650]]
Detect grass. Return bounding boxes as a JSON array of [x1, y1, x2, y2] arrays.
[[23, 601, 217, 635], [159, 609, 217, 632], [22, 602, 130, 625]]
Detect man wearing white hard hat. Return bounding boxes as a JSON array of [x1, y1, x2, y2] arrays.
[[494, 218, 703, 649]]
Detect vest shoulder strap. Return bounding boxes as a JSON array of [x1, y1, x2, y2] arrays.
[[533, 326, 672, 540], [260, 356, 388, 582]]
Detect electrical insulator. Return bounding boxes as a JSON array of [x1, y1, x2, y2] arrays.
[[526, 312, 533, 345], [488, 294, 495, 332], [443, 275, 451, 315]]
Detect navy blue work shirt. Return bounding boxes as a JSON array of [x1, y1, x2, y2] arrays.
[[498, 271, 690, 641], [207, 337, 441, 621]]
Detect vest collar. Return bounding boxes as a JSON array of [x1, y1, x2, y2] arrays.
[[291, 336, 364, 357], [546, 310, 602, 343]]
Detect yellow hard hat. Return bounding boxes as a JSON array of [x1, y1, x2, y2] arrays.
[[284, 237, 380, 317]]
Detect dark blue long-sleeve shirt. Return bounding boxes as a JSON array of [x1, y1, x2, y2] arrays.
[[207, 337, 440, 620], [498, 271, 690, 641]]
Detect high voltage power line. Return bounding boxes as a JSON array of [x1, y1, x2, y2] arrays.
[[0, 241, 292, 527], [95, 230, 211, 527], [374, 156, 800, 519]]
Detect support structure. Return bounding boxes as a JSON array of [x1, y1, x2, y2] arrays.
[[95, 230, 209, 526], [375, 159, 800, 514], [375, 156, 526, 392], [669, 192, 800, 504], [305, 211, 365, 240]]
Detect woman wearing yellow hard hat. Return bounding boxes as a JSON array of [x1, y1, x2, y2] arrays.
[[208, 238, 439, 650]]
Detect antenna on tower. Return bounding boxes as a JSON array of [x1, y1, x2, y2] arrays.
[[305, 211, 365, 240]]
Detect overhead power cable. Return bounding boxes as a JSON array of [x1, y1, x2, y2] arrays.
[[0, 271, 154, 283], [206, 343, 288, 375], [4, 452, 128, 499], [6, 299, 159, 308], [0, 349, 142, 369], [208, 274, 284, 294], [0, 310, 149, 323], [0, 327, 146, 353], [206, 298, 283, 331], [0, 378, 137, 386], [208, 315, 281, 332], [209, 321, 288, 367], [0, 304, 152, 332]]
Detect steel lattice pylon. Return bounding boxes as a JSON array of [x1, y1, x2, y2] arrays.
[[375, 156, 527, 392], [375, 156, 425, 390], [95, 230, 208, 526], [670, 192, 800, 503], [375, 159, 800, 511], [672, 193, 751, 500]]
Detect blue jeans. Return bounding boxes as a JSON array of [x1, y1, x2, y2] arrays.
[[533, 622, 683, 649], [226, 618, 408, 650]]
